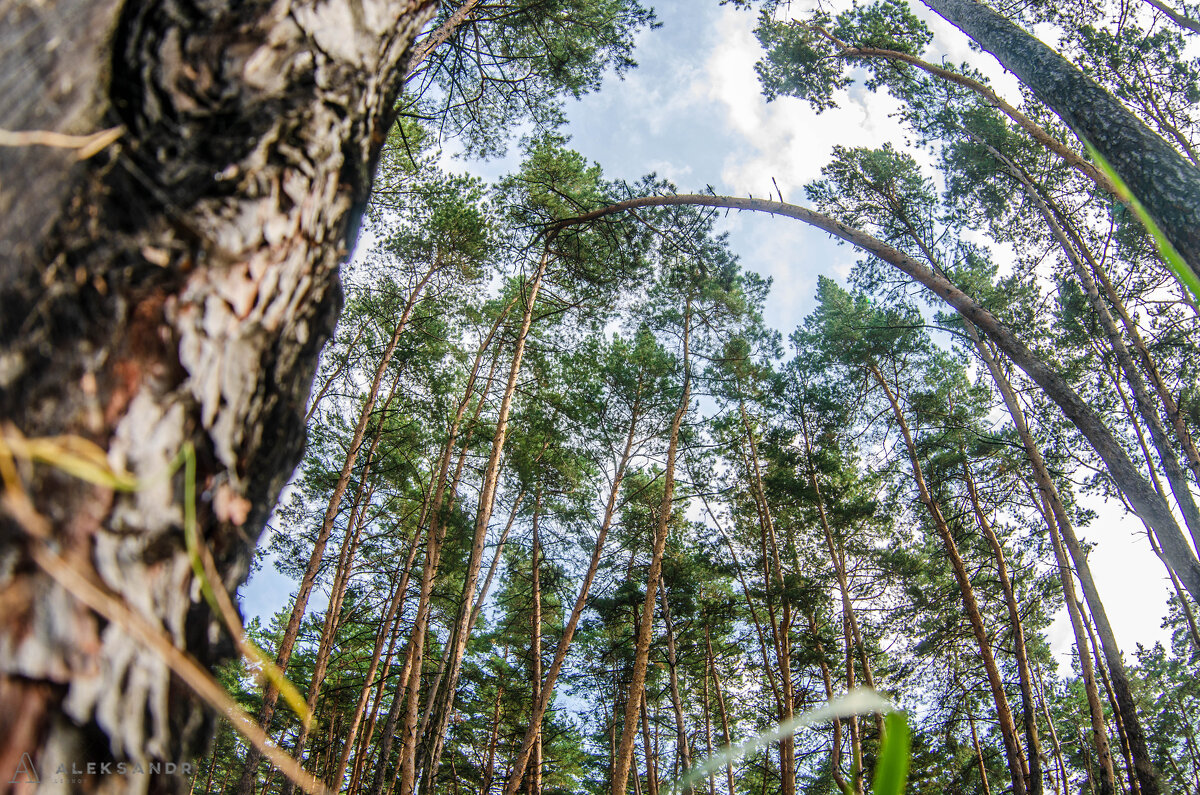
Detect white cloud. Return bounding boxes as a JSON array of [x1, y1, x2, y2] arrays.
[[702, 6, 913, 199]]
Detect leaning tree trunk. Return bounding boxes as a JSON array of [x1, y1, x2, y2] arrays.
[[0, 0, 436, 790], [919, 0, 1200, 282]]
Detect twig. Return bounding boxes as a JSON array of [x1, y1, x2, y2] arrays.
[[25, 540, 331, 795], [0, 126, 124, 159]]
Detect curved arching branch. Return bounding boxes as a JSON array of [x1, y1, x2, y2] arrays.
[[550, 192, 1200, 605]]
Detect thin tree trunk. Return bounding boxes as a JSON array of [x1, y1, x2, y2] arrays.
[[348, 522, 425, 795], [736, 399, 796, 795], [705, 628, 738, 795], [1035, 664, 1071, 795], [330, 563, 414, 790], [975, 137, 1200, 554], [417, 486, 527, 771], [502, 392, 644, 795], [970, 320, 1119, 795], [611, 298, 692, 795], [701, 660, 715, 795], [367, 641, 418, 795], [807, 610, 852, 795], [967, 706, 994, 795], [802, 26, 1116, 193], [306, 325, 370, 425], [1141, 0, 1200, 33], [659, 576, 693, 790], [1060, 209, 1200, 496], [1082, 606, 1142, 795], [240, 263, 435, 794], [798, 407, 881, 747], [480, 652, 506, 795], [411, 252, 550, 795], [870, 364, 1027, 795], [527, 489, 544, 795], [962, 457, 1044, 795], [640, 687, 660, 795]]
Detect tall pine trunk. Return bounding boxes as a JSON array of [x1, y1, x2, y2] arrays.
[[870, 364, 1028, 795], [503, 392, 644, 794], [399, 250, 549, 795], [969, 321, 1120, 794], [611, 299, 692, 795], [962, 458, 1044, 795], [239, 266, 433, 793]]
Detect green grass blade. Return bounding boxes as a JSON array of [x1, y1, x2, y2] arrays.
[[870, 711, 911, 795], [671, 688, 895, 794], [1084, 141, 1200, 300]]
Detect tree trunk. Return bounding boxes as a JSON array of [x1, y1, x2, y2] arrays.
[[329, 565, 412, 790], [611, 299, 692, 795], [502, 390, 643, 795], [367, 641, 417, 795], [962, 458, 1044, 795], [659, 576, 692, 791], [920, 0, 1200, 280], [969, 322, 1122, 795], [1082, 606, 1142, 795], [240, 263, 432, 794], [870, 364, 1027, 795], [807, 610, 852, 795], [704, 628, 737, 795], [974, 137, 1200, 555], [526, 490, 544, 795], [966, 706, 994, 795], [736, 400, 796, 795], [409, 252, 550, 795], [1034, 664, 1070, 795], [641, 688, 660, 795], [0, 0, 435, 788]]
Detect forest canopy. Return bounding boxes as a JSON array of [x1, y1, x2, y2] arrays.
[[2, 0, 1199, 794]]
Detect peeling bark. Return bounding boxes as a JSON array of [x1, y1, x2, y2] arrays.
[[0, 0, 436, 789]]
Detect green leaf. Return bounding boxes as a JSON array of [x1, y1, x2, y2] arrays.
[[1084, 141, 1200, 300], [870, 711, 911, 795]]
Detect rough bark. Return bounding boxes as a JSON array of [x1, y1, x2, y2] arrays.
[[918, 0, 1200, 281], [0, 0, 435, 790]]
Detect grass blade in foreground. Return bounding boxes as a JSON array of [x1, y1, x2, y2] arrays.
[[670, 688, 899, 794], [1085, 141, 1200, 300], [870, 711, 912, 795]]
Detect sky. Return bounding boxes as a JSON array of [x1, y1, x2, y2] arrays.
[[240, 0, 1178, 666]]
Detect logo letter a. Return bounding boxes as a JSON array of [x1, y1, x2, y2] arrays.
[[10, 752, 40, 784]]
